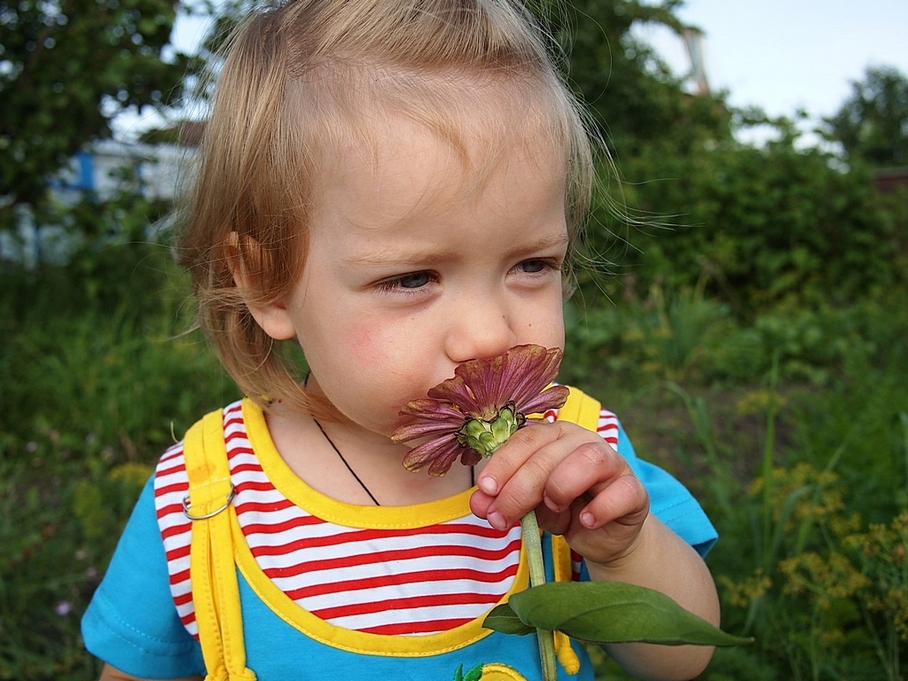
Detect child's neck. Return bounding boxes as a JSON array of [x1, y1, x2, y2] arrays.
[[265, 405, 477, 507]]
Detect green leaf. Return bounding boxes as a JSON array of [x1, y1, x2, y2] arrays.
[[464, 665, 484, 681], [482, 603, 535, 636], [502, 582, 753, 647]]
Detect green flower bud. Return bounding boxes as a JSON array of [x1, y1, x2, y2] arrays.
[[456, 403, 525, 458]]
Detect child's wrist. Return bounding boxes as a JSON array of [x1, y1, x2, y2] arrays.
[[583, 513, 654, 581]]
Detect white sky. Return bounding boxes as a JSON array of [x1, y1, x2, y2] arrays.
[[154, 1, 908, 146], [636, 0, 908, 128]]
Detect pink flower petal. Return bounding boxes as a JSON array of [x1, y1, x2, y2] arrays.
[[449, 357, 503, 417], [394, 344, 566, 477], [402, 437, 463, 476], [391, 420, 459, 443], [457, 447, 483, 468], [427, 375, 480, 416], [399, 398, 464, 421], [428, 445, 476, 477], [393, 399, 465, 443], [518, 384, 569, 416], [501, 345, 563, 408]]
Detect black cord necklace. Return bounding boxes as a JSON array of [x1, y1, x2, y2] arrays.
[[312, 418, 476, 507], [306, 373, 474, 506], [313, 418, 381, 506]]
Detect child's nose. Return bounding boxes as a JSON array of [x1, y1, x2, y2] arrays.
[[443, 293, 516, 364]]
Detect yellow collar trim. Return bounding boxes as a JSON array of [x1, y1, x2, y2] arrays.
[[235, 399, 530, 655], [241, 398, 476, 528], [232, 511, 529, 656]]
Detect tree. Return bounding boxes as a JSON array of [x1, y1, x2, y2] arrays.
[[825, 66, 908, 168], [530, 0, 733, 157], [0, 0, 190, 232], [522, 6, 904, 314], [188, 0, 734, 157]]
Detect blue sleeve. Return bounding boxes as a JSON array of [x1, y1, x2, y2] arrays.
[[617, 424, 717, 557], [81, 477, 205, 678]]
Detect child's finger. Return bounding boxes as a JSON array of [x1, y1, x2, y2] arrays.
[[540, 440, 630, 514], [577, 473, 649, 530], [474, 424, 600, 527], [474, 421, 564, 497]]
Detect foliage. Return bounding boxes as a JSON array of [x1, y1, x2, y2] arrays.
[[486, 580, 750, 646], [716, 465, 908, 681], [525, 8, 907, 320], [583, 122, 908, 316], [562, 281, 908, 392], [561, 284, 908, 679], [0, 449, 149, 680], [530, 0, 733, 155], [824, 66, 908, 169], [0, 239, 236, 678], [0, 239, 238, 452], [4, 1, 908, 679], [529, 12, 908, 320], [568, 320, 908, 681], [0, 0, 190, 232]]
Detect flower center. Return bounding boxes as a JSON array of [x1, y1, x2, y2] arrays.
[[456, 402, 527, 458]]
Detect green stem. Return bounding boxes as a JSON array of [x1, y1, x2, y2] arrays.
[[521, 509, 557, 681]]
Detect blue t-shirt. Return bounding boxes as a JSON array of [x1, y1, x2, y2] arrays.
[[82, 414, 716, 681]]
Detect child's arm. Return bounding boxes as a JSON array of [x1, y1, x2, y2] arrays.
[[99, 663, 203, 681], [470, 421, 720, 681], [584, 515, 719, 680]]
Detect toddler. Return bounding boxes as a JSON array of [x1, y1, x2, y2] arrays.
[[82, 1, 720, 680]]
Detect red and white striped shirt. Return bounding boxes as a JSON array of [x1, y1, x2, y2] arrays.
[[153, 400, 620, 639]]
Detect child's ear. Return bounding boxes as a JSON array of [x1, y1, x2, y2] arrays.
[[228, 232, 298, 341]]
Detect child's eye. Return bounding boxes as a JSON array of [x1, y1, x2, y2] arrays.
[[513, 258, 558, 275], [375, 271, 436, 292]]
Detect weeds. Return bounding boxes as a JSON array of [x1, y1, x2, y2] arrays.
[[0, 242, 237, 679], [3, 241, 908, 680]]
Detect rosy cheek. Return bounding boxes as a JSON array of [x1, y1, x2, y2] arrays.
[[354, 327, 430, 392], [348, 324, 385, 364], [347, 323, 413, 386]]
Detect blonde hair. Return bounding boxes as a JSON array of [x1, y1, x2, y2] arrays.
[[176, 0, 596, 415]]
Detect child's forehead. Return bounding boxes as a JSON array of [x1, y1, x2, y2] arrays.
[[316, 107, 567, 222], [298, 68, 570, 179]]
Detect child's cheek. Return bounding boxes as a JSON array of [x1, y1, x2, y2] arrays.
[[348, 323, 429, 393], [346, 323, 402, 382], [347, 321, 391, 361]]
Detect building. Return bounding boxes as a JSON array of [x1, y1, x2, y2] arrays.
[[2, 140, 195, 266]]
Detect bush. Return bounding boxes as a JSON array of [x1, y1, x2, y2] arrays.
[[586, 131, 907, 317], [0, 241, 237, 679]]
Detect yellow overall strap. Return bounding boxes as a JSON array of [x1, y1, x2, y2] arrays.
[[550, 385, 603, 675], [183, 409, 256, 681], [554, 384, 602, 433]]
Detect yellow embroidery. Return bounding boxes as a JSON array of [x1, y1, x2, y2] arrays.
[[455, 663, 528, 681], [478, 662, 529, 680]]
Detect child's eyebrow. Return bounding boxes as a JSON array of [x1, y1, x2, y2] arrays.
[[507, 232, 570, 256], [345, 248, 462, 267], [346, 233, 569, 267]]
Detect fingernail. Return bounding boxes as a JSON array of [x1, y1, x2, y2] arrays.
[[488, 511, 507, 530], [543, 494, 561, 513], [580, 511, 596, 528], [478, 475, 498, 495]]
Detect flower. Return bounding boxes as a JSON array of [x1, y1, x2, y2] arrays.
[[392, 344, 570, 476]]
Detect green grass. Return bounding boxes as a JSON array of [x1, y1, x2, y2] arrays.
[[2, 241, 907, 680]]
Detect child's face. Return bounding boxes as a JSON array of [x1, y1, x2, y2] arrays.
[[258, 109, 568, 442]]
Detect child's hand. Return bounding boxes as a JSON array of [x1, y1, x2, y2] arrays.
[[472, 421, 721, 681], [469, 421, 650, 567]]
